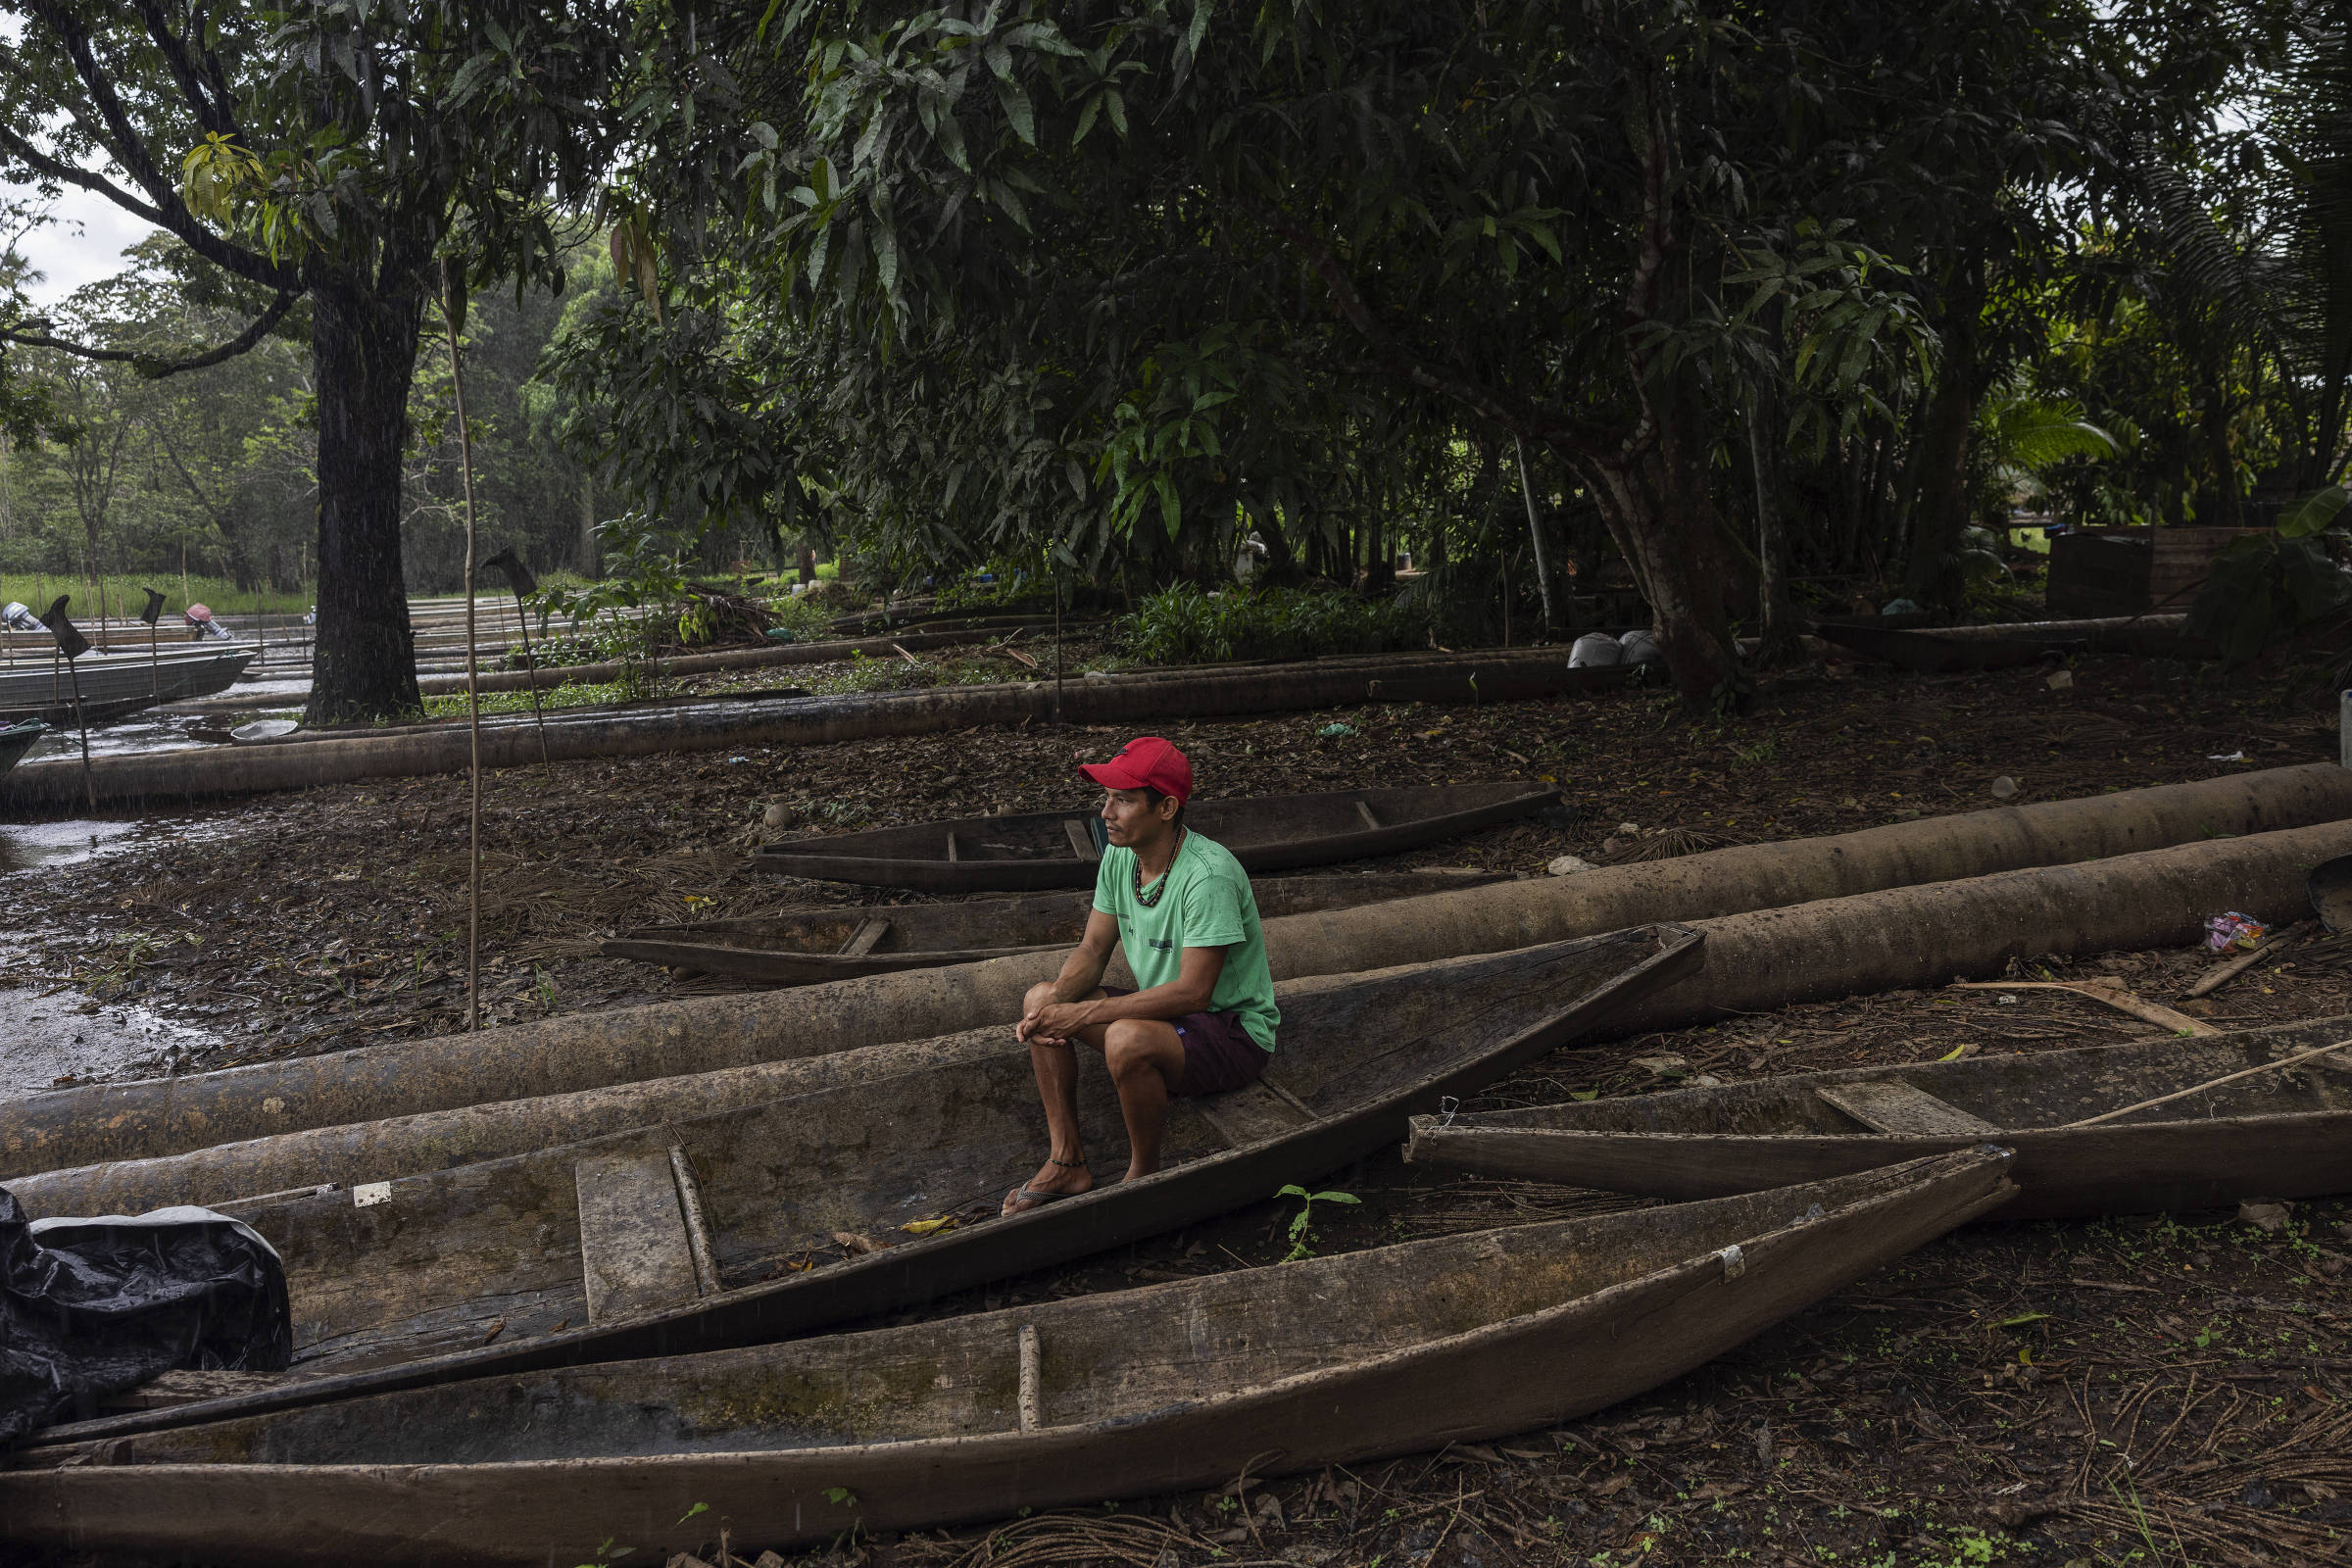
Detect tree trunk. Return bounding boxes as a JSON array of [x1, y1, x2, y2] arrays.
[[1900, 266, 1988, 609], [579, 471, 600, 576], [1746, 399, 1800, 664], [2198, 383, 2244, 529], [306, 280, 427, 726], [1577, 430, 1741, 706]]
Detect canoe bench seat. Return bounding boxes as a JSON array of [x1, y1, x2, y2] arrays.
[[1194, 1075, 1320, 1146], [1816, 1080, 1999, 1138], [575, 1146, 722, 1322]]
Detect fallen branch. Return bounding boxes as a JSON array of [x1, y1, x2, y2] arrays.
[[2183, 920, 2310, 1000], [1950, 979, 2213, 1036]]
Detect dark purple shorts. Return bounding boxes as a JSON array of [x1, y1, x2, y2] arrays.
[[1101, 988, 1270, 1097]]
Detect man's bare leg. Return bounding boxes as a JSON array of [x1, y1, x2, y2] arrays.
[[1102, 1017, 1188, 1180], [1005, 981, 1109, 1214]]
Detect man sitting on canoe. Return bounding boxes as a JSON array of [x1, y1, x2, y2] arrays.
[[1004, 736, 1281, 1214]]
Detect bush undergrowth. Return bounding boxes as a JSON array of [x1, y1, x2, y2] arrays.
[[1117, 584, 1429, 664]]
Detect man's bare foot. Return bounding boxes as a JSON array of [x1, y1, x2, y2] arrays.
[[1003, 1159, 1093, 1215]]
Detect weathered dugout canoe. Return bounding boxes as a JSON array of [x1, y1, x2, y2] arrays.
[[3, 766, 2346, 1185], [604, 869, 1510, 984], [0, 646, 1625, 811], [1405, 1013, 2352, 1219], [753, 783, 1556, 893], [0, 718, 44, 775], [410, 622, 1095, 698], [28, 925, 1696, 1438], [3, 1152, 2012, 1568], [1812, 622, 2052, 673]]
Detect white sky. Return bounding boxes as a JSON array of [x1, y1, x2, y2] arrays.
[[12, 180, 162, 306]]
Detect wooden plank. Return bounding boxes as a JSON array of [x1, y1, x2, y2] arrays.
[[1355, 799, 1382, 832], [945, 831, 959, 863], [574, 1149, 702, 1322], [1816, 1081, 1998, 1137], [1017, 1323, 1042, 1433], [838, 918, 891, 958], [1063, 819, 1101, 862], [668, 1145, 722, 1297]]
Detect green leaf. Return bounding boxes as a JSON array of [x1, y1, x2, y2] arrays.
[[1188, 0, 1215, 58], [2278, 485, 2348, 538], [998, 78, 1036, 146]]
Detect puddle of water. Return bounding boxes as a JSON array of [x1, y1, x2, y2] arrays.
[[0, 984, 218, 1091], [24, 713, 213, 760], [0, 817, 148, 874]]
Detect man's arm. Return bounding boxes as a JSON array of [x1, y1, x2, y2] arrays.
[[1017, 908, 1121, 1043], [1022, 943, 1228, 1044]]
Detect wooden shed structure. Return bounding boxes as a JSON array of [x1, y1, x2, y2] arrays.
[[2046, 526, 2265, 617]]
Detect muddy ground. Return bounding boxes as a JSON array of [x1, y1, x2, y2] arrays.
[[5, 644, 2349, 1566]]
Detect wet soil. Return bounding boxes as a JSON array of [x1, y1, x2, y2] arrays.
[[6, 644, 2349, 1567]]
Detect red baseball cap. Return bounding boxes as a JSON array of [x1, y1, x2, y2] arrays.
[[1079, 736, 1194, 804]]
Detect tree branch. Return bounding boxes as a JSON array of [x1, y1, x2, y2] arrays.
[[18, 0, 298, 292], [6, 289, 300, 379], [131, 0, 241, 140]]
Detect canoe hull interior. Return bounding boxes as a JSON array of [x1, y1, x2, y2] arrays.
[[45, 923, 1699, 1435], [1405, 1015, 2352, 1218], [4, 1151, 2015, 1567], [600, 870, 1512, 985], [751, 782, 1560, 892]]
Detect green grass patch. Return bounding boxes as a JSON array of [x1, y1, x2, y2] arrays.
[[0, 572, 315, 618], [417, 680, 643, 720]]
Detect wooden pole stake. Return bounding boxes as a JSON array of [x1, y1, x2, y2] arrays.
[[512, 588, 550, 765], [66, 658, 93, 814], [445, 258, 485, 1034], [1514, 436, 1557, 635]]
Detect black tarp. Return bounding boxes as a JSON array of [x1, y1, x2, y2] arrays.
[[1, 1187, 290, 1442]]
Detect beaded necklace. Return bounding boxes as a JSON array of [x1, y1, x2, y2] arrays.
[[1131, 825, 1187, 908]]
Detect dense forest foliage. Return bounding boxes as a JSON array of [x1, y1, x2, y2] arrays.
[[2, 0, 2347, 714]]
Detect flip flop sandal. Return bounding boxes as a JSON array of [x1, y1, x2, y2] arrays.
[[1004, 1185, 1081, 1212]]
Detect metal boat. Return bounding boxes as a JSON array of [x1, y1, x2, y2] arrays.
[[0, 645, 257, 727]]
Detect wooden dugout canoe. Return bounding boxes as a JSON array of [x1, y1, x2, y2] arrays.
[[41, 923, 1697, 1439], [752, 781, 1563, 893], [602, 869, 1512, 985], [1812, 622, 2052, 673], [0, 718, 44, 775], [3, 1150, 2014, 1566], [1404, 1014, 2352, 1220]]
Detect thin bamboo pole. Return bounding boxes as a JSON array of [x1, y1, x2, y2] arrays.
[[66, 658, 93, 814], [1514, 437, 1557, 636], [445, 258, 485, 1034], [512, 588, 551, 765], [2062, 1038, 2352, 1129]]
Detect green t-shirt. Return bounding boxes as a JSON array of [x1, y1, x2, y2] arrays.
[[1092, 830, 1280, 1051]]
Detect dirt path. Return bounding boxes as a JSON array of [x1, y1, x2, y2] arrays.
[[4, 647, 2345, 1567]]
